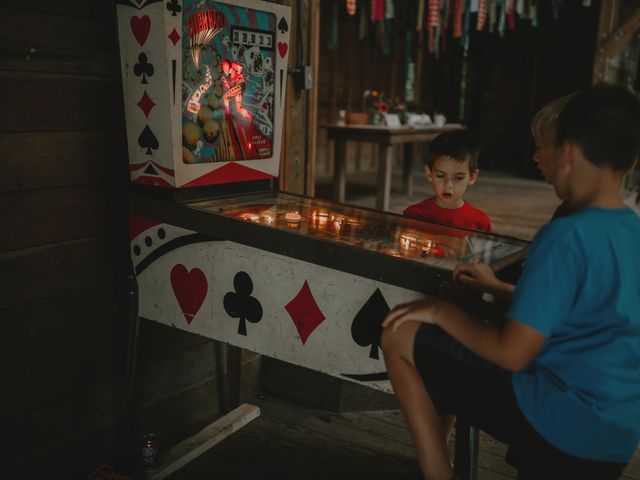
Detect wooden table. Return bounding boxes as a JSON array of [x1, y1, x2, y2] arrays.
[[324, 123, 466, 211]]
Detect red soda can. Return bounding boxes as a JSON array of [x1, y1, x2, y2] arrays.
[[142, 433, 159, 467]]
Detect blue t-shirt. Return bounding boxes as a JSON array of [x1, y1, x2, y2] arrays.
[[508, 207, 640, 463]]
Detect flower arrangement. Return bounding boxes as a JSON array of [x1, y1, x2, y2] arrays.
[[363, 90, 408, 125], [364, 90, 389, 124]]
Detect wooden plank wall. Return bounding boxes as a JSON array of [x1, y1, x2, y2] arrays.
[[313, 0, 599, 182], [0, 2, 259, 477], [316, 7, 410, 177], [0, 2, 128, 476]]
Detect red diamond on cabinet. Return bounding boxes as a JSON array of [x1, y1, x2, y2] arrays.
[[285, 280, 325, 345]]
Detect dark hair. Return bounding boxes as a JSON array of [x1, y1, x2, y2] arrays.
[[426, 130, 479, 171], [555, 83, 640, 172]]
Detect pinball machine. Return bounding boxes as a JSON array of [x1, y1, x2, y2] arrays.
[[116, 0, 528, 477]]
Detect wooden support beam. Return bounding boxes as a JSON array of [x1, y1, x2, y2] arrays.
[[593, 3, 640, 83], [305, 0, 320, 196], [148, 404, 261, 480]]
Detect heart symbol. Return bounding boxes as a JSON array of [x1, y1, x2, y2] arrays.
[[170, 264, 208, 324], [131, 15, 151, 46], [277, 42, 288, 58]]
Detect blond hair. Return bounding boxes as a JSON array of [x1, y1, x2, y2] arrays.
[[530, 93, 576, 139]]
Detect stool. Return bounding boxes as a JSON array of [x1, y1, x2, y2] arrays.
[[453, 417, 479, 480]]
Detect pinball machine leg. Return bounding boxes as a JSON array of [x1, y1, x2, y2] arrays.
[[226, 344, 242, 408], [453, 417, 479, 480], [215, 342, 242, 412]]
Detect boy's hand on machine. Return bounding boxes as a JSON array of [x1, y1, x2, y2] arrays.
[[382, 297, 443, 332], [453, 263, 499, 293]]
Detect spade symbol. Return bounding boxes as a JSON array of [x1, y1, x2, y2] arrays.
[[351, 288, 390, 360], [166, 0, 181, 16], [134, 52, 154, 84], [278, 16, 288, 33], [138, 125, 159, 155], [224, 271, 263, 336]]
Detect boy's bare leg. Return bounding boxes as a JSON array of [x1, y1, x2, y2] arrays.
[[381, 321, 454, 480], [442, 414, 456, 445]]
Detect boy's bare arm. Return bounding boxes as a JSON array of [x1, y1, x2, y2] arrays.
[[453, 263, 514, 302], [383, 298, 545, 372]]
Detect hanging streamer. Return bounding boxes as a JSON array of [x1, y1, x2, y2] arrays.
[[347, 0, 357, 15], [328, 0, 338, 49], [506, 0, 516, 29], [477, 0, 487, 30], [459, 48, 469, 120], [359, 0, 369, 38], [452, 0, 462, 37], [428, 0, 441, 54], [498, 0, 506, 36]]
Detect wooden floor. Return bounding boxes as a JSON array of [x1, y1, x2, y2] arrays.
[[167, 392, 640, 480], [166, 169, 639, 480]]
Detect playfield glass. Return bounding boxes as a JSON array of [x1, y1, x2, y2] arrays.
[[187, 192, 529, 271], [182, 1, 277, 163]]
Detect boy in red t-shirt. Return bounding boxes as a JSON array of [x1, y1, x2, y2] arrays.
[[403, 130, 491, 232]]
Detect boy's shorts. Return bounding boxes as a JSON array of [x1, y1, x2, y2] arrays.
[[413, 324, 627, 480]]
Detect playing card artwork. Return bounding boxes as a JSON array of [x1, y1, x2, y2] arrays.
[[116, 0, 291, 188], [131, 219, 426, 393], [351, 288, 390, 360], [170, 264, 208, 324], [224, 271, 263, 335]]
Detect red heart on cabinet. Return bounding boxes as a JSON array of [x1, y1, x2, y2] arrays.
[[170, 264, 208, 324], [131, 15, 151, 46], [277, 42, 288, 58]]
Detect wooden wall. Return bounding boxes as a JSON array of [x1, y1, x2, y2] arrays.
[[314, 0, 599, 182], [0, 2, 260, 477], [0, 2, 128, 476]]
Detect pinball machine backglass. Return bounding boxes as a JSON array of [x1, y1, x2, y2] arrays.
[[116, 0, 290, 188]]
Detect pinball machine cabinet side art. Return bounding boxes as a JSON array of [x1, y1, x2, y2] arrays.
[[116, 0, 291, 188]]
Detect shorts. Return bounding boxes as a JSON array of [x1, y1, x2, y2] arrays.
[[413, 324, 627, 480]]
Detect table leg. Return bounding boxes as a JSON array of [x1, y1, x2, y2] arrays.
[[402, 143, 418, 196], [376, 144, 394, 211], [333, 139, 347, 203]]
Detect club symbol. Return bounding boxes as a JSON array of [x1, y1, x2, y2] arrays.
[[166, 0, 181, 16], [351, 288, 390, 360], [134, 52, 154, 84], [277, 16, 288, 34], [224, 271, 262, 335]]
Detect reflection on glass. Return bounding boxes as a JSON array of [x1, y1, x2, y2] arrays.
[[187, 192, 528, 271]]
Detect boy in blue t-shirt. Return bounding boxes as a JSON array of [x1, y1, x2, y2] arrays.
[[381, 84, 640, 480]]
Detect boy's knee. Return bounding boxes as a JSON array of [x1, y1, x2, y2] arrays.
[[380, 321, 420, 356], [380, 326, 395, 353]]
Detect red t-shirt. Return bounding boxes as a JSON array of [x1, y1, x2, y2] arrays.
[[403, 198, 491, 232]]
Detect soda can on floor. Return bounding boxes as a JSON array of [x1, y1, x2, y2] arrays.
[[142, 433, 159, 468]]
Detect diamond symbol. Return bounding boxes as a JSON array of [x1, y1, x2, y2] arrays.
[[285, 280, 326, 345], [168, 28, 180, 46], [136, 90, 156, 118]]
